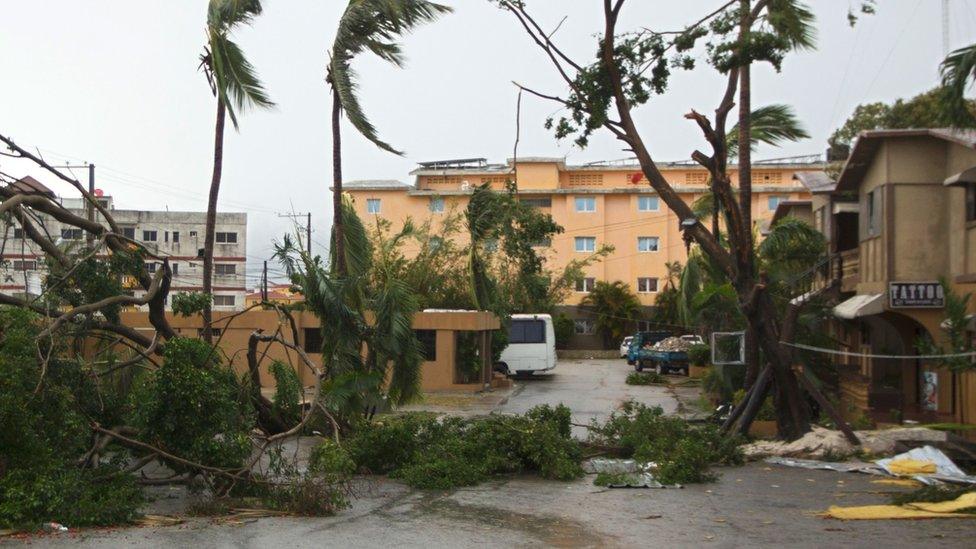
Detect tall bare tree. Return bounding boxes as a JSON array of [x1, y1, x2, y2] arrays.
[[495, 0, 850, 440], [199, 0, 275, 342]]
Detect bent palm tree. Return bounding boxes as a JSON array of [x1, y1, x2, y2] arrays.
[[328, 0, 451, 276], [199, 0, 274, 342], [940, 44, 976, 127], [580, 281, 641, 350]]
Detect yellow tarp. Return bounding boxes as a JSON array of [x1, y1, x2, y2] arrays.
[[870, 479, 923, 488], [886, 458, 937, 475], [824, 492, 976, 520], [908, 492, 976, 514]]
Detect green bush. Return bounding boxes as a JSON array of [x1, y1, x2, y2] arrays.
[[309, 439, 356, 479], [269, 360, 302, 425], [553, 313, 575, 349], [586, 401, 743, 485], [687, 343, 710, 367], [346, 404, 583, 489], [626, 371, 666, 385], [129, 337, 254, 470]]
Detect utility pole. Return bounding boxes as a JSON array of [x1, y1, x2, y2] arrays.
[[52, 162, 96, 245], [277, 212, 312, 255], [262, 260, 268, 302]]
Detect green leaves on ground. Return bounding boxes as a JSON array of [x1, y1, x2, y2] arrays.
[[340, 404, 582, 489]]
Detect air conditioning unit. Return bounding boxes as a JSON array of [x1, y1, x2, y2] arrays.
[[460, 180, 471, 191]]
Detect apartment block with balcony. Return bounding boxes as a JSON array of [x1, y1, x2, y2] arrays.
[[1, 177, 247, 311], [810, 130, 976, 426], [343, 155, 825, 349]]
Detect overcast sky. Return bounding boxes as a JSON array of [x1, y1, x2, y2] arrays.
[[0, 1, 969, 284]]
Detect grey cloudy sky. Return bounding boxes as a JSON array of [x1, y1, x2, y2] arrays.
[[0, 1, 969, 283]]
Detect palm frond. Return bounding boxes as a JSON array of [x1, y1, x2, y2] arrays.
[[330, 0, 452, 154], [940, 44, 976, 127], [330, 194, 374, 278], [728, 104, 810, 155], [766, 0, 817, 51]]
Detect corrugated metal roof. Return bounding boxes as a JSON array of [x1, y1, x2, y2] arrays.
[[792, 171, 835, 193], [339, 179, 412, 190]]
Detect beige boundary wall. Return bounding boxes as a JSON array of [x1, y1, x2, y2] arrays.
[[119, 309, 500, 393]]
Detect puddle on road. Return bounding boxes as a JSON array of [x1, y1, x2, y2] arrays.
[[391, 492, 606, 547]]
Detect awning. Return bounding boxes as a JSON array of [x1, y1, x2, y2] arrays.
[[832, 201, 859, 214], [944, 166, 976, 186], [833, 293, 884, 319]]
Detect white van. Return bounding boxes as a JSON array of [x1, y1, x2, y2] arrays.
[[496, 314, 557, 376]]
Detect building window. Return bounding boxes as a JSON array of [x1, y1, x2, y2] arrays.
[[574, 196, 596, 212], [575, 236, 596, 253], [13, 260, 37, 271], [213, 295, 235, 307], [304, 327, 323, 353], [430, 236, 443, 251], [173, 231, 180, 243], [122, 227, 135, 239], [768, 196, 785, 211], [429, 197, 445, 213], [215, 264, 236, 276], [415, 329, 437, 360], [61, 228, 83, 240], [216, 232, 238, 244], [638, 196, 659, 212], [12, 227, 24, 239], [146, 262, 158, 274], [531, 237, 552, 248], [637, 236, 660, 252], [521, 197, 552, 208], [574, 319, 595, 335], [172, 263, 179, 276], [866, 189, 881, 237], [637, 277, 659, 293], [509, 319, 546, 343], [483, 238, 498, 252], [366, 198, 381, 214], [967, 183, 976, 223], [142, 230, 158, 242], [575, 277, 596, 292], [190, 230, 197, 237], [197, 328, 223, 338]]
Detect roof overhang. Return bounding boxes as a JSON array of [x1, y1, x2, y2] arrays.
[[833, 293, 885, 319], [944, 166, 976, 187], [833, 201, 859, 214], [771, 199, 812, 226]]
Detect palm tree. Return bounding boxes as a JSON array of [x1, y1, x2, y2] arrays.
[[199, 0, 274, 342], [580, 281, 641, 350], [940, 44, 976, 126], [327, 0, 451, 276]]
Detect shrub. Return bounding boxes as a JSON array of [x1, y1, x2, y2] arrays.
[[626, 371, 666, 385], [687, 344, 710, 367], [269, 360, 302, 425], [346, 404, 583, 489], [309, 440, 356, 479], [586, 401, 743, 485], [171, 292, 212, 317], [263, 475, 350, 516], [129, 337, 254, 470]]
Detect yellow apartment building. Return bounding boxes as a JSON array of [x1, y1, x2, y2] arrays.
[[344, 156, 824, 348]]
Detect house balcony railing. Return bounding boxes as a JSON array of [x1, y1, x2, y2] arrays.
[[838, 248, 859, 293]]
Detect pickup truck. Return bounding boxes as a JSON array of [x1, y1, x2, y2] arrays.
[[625, 331, 670, 366]]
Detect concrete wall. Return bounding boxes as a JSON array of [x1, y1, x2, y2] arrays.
[[119, 309, 499, 393]]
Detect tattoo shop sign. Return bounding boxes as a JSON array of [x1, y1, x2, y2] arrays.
[[888, 281, 945, 308]]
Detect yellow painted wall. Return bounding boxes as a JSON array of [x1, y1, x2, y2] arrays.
[[349, 161, 817, 308]]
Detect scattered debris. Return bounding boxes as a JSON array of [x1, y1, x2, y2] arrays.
[[135, 515, 185, 528], [582, 458, 681, 489], [767, 445, 976, 486], [743, 426, 948, 460], [649, 337, 692, 352], [823, 492, 976, 520], [43, 522, 68, 532]]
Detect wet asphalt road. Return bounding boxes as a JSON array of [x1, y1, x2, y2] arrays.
[[26, 359, 976, 548]]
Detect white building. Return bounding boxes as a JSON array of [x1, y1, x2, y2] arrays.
[[1, 177, 247, 311]]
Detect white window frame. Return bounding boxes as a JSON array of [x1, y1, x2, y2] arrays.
[[637, 236, 660, 253], [429, 197, 445, 214], [215, 263, 237, 276], [768, 195, 785, 211], [574, 196, 596, 213], [637, 195, 659, 212], [575, 277, 596, 293], [366, 198, 382, 215], [637, 277, 659, 293], [213, 295, 236, 307], [575, 236, 596, 253], [142, 230, 158, 242]]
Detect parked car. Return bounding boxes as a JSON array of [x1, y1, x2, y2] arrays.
[[619, 336, 634, 358], [496, 314, 557, 376]]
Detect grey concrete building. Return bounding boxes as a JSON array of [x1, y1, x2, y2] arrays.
[[1, 180, 247, 310]]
